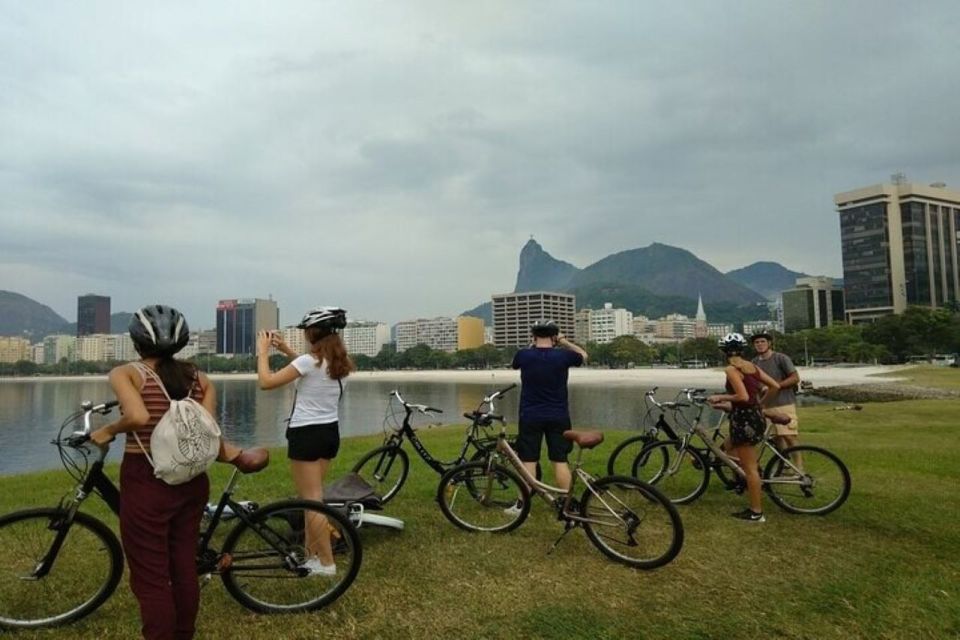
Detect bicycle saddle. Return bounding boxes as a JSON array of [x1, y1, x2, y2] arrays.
[[562, 430, 605, 449]]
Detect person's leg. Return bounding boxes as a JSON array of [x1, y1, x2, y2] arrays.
[[734, 444, 763, 514], [544, 422, 573, 491], [119, 455, 177, 640], [168, 474, 209, 640], [515, 420, 543, 485], [291, 458, 334, 565]]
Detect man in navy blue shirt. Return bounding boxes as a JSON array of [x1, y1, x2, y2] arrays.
[[511, 320, 588, 490]]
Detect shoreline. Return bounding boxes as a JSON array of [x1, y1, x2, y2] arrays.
[[0, 365, 908, 387]]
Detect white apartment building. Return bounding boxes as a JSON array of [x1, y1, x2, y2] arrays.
[[491, 292, 576, 348], [656, 314, 696, 340], [395, 317, 458, 353], [280, 327, 308, 356], [588, 303, 633, 344], [43, 335, 76, 364], [343, 321, 390, 357], [632, 316, 659, 343], [706, 323, 735, 338], [743, 320, 778, 337], [74, 334, 106, 362], [31, 342, 45, 365]]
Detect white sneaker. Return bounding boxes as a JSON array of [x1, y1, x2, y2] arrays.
[[301, 558, 336, 576], [503, 501, 523, 516]]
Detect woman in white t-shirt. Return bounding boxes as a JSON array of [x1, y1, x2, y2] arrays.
[[256, 306, 354, 575]]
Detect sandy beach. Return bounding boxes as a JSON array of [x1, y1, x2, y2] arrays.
[[0, 365, 906, 387]]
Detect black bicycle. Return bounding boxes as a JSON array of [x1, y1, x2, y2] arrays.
[[352, 385, 533, 504], [0, 400, 362, 630]]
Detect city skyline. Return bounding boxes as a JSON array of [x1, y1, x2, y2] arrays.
[[2, 3, 959, 326]]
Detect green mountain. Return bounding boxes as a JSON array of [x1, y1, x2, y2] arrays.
[[0, 291, 70, 339], [513, 239, 581, 292], [725, 261, 809, 300]]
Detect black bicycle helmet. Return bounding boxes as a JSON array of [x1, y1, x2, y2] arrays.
[[718, 332, 749, 355], [530, 319, 559, 338], [750, 330, 773, 342], [129, 305, 190, 356], [297, 306, 347, 332]]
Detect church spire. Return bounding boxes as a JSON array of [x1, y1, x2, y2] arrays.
[[696, 293, 706, 322]]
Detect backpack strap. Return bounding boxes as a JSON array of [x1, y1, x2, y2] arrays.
[[128, 361, 171, 468]]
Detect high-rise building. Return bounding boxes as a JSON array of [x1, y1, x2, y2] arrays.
[[77, 294, 110, 336], [491, 292, 576, 348], [587, 303, 633, 344], [575, 309, 592, 343], [0, 337, 31, 363], [43, 335, 76, 364], [836, 180, 960, 323], [456, 317, 485, 351], [216, 298, 279, 355], [743, 320, 778, 337], [343, 321, 391, 357], [655, 314, 696, 340], [782, 277, 845, 333], [394, 317, 458, 353]]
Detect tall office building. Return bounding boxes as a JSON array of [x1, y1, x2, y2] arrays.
[[491, 292, 576, 348], [782, 277, 845, 333], [215, 298, 279, 355], [77, 294, 110, 336], [836, 180, 960, 323]]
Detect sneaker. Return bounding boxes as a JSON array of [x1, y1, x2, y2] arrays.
[[503, 500, 524, 516], [301, 558, 336, 576], [730, 508, 765, 523]]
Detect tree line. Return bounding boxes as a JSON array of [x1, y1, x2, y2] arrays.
[[3, 306, 959, 377]]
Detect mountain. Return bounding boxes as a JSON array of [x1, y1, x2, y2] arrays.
[[725, 262, 808, 300], [514, 239, 581, 292], [0, 291, 70, 338], [569, 243, 765, 305]]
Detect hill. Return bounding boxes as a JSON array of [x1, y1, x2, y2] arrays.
[[725, 261, 809, 300], [0, 291, 69, 338]]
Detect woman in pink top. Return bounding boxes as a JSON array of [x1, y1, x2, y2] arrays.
[[707, 333, 779, 523]]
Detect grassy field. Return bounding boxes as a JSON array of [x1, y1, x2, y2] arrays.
[[878, 364, 960, 391], [1, 400, 958, 639]]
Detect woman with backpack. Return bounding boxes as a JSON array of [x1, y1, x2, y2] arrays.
[[256, 306, 354, 575], [90, 305, 267, 639]]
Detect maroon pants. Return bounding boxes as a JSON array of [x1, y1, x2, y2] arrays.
[[119, 454, 209, 640]]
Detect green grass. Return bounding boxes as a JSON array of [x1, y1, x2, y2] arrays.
[[2, 402, 959, 639], [876, 364, 960, 391]]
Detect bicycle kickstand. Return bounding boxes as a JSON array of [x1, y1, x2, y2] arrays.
[[547, 520, 578, 555]]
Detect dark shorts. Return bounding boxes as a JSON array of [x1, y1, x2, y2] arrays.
[[516, 418, 573, 463], [729, 407, 766, 446], [286, 422, 340, 461]]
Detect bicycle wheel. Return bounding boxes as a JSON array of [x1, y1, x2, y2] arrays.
[[0, 508, 123, 629], [763, 446, 851, 515], [631, 440, 710, 504], [580, 476, 684, 569], [220, 499, 362, 614], [437, 462, 530, 533], [351, 445, 409, 504], [606, 434, 654, 477]]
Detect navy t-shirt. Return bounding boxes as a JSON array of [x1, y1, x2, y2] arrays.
[[511, 347, 584, 423]]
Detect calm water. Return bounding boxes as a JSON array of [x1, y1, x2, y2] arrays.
[[0, 377, 702, 476]]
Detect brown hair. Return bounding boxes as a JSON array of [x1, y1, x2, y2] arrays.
[[134, 344, 198, 400], [305, 329, 354, 380]]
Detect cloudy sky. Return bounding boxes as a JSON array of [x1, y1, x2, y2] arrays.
[[2, 1, 959, 328]]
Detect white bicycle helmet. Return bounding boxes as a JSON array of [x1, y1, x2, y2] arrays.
[[297, 306, 347, 331], [718, 332, 749, 354]]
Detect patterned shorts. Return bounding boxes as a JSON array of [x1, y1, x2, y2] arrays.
[[729, 406, 766, 446]]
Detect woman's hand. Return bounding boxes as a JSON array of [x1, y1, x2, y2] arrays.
[[89, 426, 115, 449], [270, 332, 286, 349], [256, 331, 272, 356]]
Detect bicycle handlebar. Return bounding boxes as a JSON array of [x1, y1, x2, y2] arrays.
[[389, 390, 442, 415]]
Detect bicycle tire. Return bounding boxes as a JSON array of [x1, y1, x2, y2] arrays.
[[0, 508, 124, 629], [351, 445, 409, 504], [437, 461, 531, 533], [580, 476, 684, 569], [220, 499, 362, 614], [631, 440, 710, 505], [763, 445, 851, 515], [606, 434, 653, 477]]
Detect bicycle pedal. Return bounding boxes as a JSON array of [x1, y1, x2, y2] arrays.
[[217, 553, 233, 571]]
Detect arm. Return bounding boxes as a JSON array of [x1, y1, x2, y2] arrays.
[[755, 367, 781, 407], [555, 335, 588, 363], [257, 331, 302, 390], [90, 365, 151, 446], [199, 372, 216, 415]]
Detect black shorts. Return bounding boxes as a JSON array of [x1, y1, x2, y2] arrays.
[[729, 407, 766, 446], [516, 419, 573, 463], [286, 422, 340, 461]]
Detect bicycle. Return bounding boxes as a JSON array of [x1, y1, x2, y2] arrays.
[[605, 386, 692, 477], [631, 394, 851, 514], [0, 400, 362, 630], [435, 389, 684, 569], [352, 386, 535, 503]]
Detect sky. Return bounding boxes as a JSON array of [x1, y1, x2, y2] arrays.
[[2, 1, 959, 329]]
